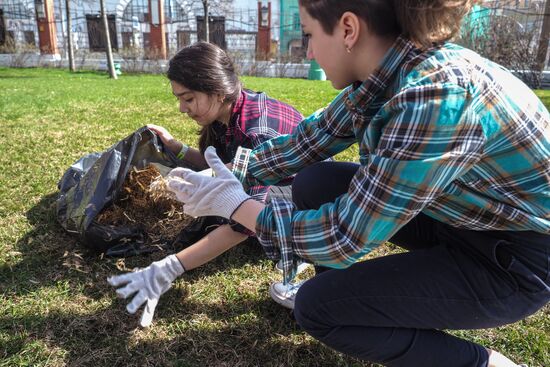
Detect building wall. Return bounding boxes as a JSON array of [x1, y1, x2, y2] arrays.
[[0, 0, 277, 60], [279, 0, 301, 56]]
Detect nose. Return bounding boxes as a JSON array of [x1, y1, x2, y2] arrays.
[[179, 101, 189, 114], [306, 41, 314, 60]]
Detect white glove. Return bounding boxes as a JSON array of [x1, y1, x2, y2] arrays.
[[107, 254, 185, 327], [166, 146, 250, 219]]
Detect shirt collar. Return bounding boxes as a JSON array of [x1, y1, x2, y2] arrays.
[[231, 89, 246, 118], [346, 35, 419, 113]]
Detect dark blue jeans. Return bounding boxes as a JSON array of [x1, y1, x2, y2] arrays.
[[291, 161, 550, 367]]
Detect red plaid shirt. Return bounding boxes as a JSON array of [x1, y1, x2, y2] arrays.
[[209, 89, 303, 235], [211, 88, 303, 201]]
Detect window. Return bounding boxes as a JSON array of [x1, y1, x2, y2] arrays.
[[86, 14, 118, 52], [177, 30, 190, 50], [24, 31, 35, 46], [122, 32, 133, 48], [143, 32, 150, 49]]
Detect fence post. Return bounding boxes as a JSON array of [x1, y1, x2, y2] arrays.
[[148, 0, 167, 59], [35, 0, 59, 56]]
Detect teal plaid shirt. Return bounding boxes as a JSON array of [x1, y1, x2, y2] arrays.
[[234, 36, 550, 283]]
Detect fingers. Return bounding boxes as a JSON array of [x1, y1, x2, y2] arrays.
[[146, 124, 177, 148], [139, 298, 159, 328], [126, 290, 148, 314], [115, 279, 143, 299], [204, 146, 232, 178], [167, 167, 195, 180], [167, 169, 208, 193], [107, 273, 134, 287], [166, 178, 195, 201], [146, 124, 167, 135]]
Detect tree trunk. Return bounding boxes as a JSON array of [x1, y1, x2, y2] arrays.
[[203, 0, 209, 43], [65, 0, 75, 72], [100, 0, 117, 79], [536, 0, 550, 73]]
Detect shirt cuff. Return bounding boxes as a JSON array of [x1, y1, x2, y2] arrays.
[[256, 198, 299, 284], [231, 146, 251, 184]]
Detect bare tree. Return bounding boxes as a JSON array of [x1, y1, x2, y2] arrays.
[[100, 0, 117, 79], [536, 0, 550, 72], [65, 0, 75, 71], [458, 6, 544, 88], [202, 0, 209, 42]]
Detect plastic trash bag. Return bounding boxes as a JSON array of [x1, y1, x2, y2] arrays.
[[56, 126, 204, 256]]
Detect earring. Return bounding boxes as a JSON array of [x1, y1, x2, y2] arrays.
[[346, 46, 352, 53]]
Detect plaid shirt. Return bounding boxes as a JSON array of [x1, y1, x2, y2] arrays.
[[213, 89, 302, 200], [235, 36, 550, 283], [211, 89, 302, 235]]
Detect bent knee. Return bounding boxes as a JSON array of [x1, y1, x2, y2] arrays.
[[294, 279, 329, 336]]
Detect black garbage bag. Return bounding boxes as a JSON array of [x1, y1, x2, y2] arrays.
[[56, 126, 209, 256]]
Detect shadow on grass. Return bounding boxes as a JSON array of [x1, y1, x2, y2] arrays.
[[0, 192, 269, 298], [2, 192, 374, 366], [0, 297, 370, 367]]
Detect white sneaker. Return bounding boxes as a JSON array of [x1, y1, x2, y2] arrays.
[[269, 281, 304, 310], [275, 260, 310, 275]]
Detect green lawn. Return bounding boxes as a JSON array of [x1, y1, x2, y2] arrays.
[[0, 67, 548, 367]]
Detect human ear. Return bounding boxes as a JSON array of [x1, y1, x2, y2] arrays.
[[339, 11, 361, 52]]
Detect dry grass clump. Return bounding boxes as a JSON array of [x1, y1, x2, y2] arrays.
[[96, 164, 193, 244]]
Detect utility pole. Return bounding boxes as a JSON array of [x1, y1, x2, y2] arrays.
[[65, 0, 75, 72], [536, 0, 550, 73], [100, 0, 117, 79]]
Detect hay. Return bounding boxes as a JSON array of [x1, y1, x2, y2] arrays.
[[96, 164, 193, 245]]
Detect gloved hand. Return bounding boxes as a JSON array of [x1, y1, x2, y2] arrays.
[[167, 146, 250, 219], [107, 254, 185, 327]]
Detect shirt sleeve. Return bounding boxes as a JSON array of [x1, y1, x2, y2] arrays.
[[246, 88, 358, 186], [256, 83, 486, 283]]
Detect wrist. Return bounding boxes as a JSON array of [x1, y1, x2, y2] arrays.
[[174, 253, 187, 272], [223, 190, 251, 219], [230, 197, 254, 221], [230, 198, 264, 233], [176, 142, 189, 160], [167, 254, 186, 276]]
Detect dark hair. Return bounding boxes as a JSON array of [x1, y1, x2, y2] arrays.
[[167, 42, 241, 153], [299, 0, 479, 48]]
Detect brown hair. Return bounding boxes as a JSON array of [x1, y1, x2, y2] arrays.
[[167, 42, 241, 153], [299, 0, 479, 48]]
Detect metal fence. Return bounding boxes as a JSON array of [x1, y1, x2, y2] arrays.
[[458, 2, 549, 87], [1, 0, 550, 82]]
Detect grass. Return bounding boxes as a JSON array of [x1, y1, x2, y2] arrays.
[[0, 67, 548, 367]]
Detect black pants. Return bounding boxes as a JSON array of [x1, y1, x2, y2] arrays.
[[291, 161, 550, 367]]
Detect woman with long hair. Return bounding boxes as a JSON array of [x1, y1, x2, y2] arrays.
[[108, 41, 304, 327]]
